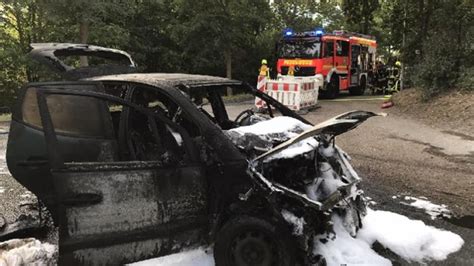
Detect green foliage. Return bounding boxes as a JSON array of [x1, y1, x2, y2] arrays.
[[342, 0, 379, 34], [410, 0, 473, 96]]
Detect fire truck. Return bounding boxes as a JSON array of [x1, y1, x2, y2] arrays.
[[276, 29, 377, 98]]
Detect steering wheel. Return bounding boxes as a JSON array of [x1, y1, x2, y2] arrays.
[[234, 109, 254, 126]]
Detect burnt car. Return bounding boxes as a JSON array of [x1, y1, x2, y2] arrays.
[[6, 44, 379, 265]]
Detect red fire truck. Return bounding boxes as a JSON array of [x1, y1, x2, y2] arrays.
[[276, 29, 377, 98]]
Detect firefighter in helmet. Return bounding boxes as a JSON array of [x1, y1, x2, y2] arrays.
[[395, 60, 401, 68], [259, 59, 270, 78], [288, 65, 295, 76]]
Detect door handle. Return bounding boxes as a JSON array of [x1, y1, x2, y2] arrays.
[[61, 193, 103, 207]]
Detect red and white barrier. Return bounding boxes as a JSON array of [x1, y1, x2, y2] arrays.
[[255, 75, 267, 108], [255, 76, 319, 111]]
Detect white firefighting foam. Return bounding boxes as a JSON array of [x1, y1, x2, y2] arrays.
[[228, 116, 318, 159], [357, 209, 463, 262], [129, 208, 464, 266], [129, 247, 213, 266], [0, 238, 56, 265], [401, 196, 452, 220], [314, 209, 464, 265]]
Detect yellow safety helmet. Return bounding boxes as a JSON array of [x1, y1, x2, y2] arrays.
[[395, 61, 401, 67], [261, 59, 268, 65]]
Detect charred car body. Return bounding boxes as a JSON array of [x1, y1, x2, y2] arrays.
[[6, 44, 379, 265]]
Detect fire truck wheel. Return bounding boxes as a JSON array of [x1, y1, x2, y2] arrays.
[[350, 76, 366, 96], [325, 75, 339, 99]]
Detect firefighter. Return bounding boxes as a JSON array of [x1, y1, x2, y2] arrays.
[[395, 60, 401, 68], [288, 65, 295, 76], [259, 59, 270, 78]]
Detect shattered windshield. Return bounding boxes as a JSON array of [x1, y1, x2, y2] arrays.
[[278, 40, 321, 59]]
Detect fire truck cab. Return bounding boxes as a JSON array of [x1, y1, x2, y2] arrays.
[[276, 29, 377, 98]]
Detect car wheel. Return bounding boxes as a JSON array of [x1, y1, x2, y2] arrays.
[[349, 76, 366, 96], [214, 216, 296, 266], [324, 75, 339, 99]]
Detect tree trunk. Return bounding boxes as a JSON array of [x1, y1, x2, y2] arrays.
[[224, 48, 233, 96], [79, 20, 89, 67], [362, 0, 369, 34]]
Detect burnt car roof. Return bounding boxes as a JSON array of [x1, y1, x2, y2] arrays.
[[29, 43, 137, 80], [89, 73, 242, 89]]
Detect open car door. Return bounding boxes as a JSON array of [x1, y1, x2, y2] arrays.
[[34, 82, 208, 265]]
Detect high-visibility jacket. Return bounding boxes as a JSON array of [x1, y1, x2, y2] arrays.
[[259, 65, 270, 77], [288, 65, 295, 76]]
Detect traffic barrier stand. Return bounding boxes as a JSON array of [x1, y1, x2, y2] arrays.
[[255, 77, 319, 111], [255, 75, 267, 109]]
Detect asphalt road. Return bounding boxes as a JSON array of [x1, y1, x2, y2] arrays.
[[0, 94, 472, 265]]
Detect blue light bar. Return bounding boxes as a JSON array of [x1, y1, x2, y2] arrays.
[[314, 27, 324, 36], [283, 28, 293, 37]]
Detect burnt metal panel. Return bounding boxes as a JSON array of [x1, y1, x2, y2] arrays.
[[90, 73, 241, 89], [28, 43, 136, 80], [54, 163, 207, 265]]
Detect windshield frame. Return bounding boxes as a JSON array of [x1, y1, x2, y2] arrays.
[[277, 38, 322, 59]]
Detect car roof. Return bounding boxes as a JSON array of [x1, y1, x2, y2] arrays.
[[88, 73, 242, 89]]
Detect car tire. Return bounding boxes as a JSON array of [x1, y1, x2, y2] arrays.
[[214, 216, 297, 266], [323, 75, 339, 99], [349, 76, 366, 96]]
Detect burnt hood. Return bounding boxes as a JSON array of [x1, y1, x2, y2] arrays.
[[253, 111, 385, 162], [28, 43, 137, 80]]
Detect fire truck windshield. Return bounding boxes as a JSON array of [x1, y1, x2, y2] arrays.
[[278, 40, 321, 59]]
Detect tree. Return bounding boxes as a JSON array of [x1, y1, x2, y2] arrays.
[[172, 0, 272, 84], [0, 0, 50, 106], [40, 0, 134, 66], [412, 0, 473, 95], [123, 0, 181, 73], [342, 0, 379, 34]]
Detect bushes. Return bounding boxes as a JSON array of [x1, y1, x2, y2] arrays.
[[410, 0, 473, 97]]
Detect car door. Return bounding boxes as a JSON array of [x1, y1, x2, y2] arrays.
[[7, 82, 113, 224], [35, 82, 207, 265], [350, 44, 361, 85], [335, 40, 349, 74], [322, 40, 334, 76]]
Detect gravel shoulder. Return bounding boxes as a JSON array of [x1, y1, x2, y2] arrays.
[[392, 89, 474, 134]]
